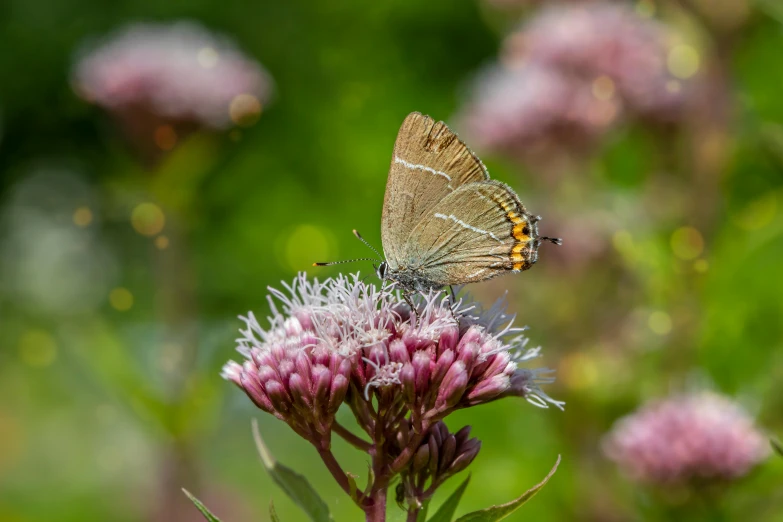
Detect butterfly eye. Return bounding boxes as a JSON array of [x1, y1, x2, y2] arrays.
[[376, 262, 388, 279]]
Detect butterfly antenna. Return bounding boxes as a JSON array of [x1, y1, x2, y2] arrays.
[[352, 229, 383, 260], [541, 236, 563, 245], [313, 230, 384, 267], [313, 258, 377, 267]]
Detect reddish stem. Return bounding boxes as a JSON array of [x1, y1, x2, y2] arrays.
[[333, 421, 372, 451], [364, 488, 388, 521]]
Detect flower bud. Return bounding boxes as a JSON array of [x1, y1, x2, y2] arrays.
[[221, 361, 243, 385], [466, 374, 510, 404], [288, 373, 312, 410], [327, 374, 349, 414], [412, 350, 432, 394], [389, 339, 410, 364], [264, 379, 291, 415], [239, 373, 274, 413], [431, 350, 455, 387], [440, 434, 457, 474], [401, 363, 416, 404], [436, 361, 468, 409], [449, 439, 481, 475], [456, 342, 480, 375], [427, 436, 440, 476], [295, 352, 313, 389], [312, 365, 332, 412], [413, 443, 430, 472]]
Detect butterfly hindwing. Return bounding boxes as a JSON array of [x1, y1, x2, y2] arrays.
[[381, 112, 489, 268], [401, 180, 539, 286]]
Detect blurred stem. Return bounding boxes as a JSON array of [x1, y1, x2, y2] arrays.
[[333, 421, 372, 451]]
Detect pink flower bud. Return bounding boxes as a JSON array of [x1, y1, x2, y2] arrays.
[[466, 374, 510, 403], [238, 373, 274, 414], [288, 373, 312, 410], [264, 380, 291, 415], [436, 361, 468, 409], [431, 350, 455, 387], [312, 365, 332, 412], [401, 363, 416, 404], [412, 350, 432, 394], [437, 324, 460, 354], [389, 339, 410, 364], [327, 374, 349, 415]]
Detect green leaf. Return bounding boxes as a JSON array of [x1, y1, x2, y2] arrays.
[[252, 420, 333, 522], [772, 438, 783, 457], [427, 475, 470, 522], [454, 455, 560, 522], [270, 501, 281, 522], [182, 489, 223, 522]]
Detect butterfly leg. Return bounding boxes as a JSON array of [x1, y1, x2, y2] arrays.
[[447, 285, 461, 327], [402, 292, 418, 318]]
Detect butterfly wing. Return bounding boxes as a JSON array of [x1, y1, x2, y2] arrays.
[[381, 112, 490, 268], [402, 180, 540, 286]]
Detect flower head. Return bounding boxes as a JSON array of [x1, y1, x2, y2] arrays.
[[604, 392, 770, 485], [456, 3, 694, 158], [223, 273, 561, 445], [72, 21, 272, 130]]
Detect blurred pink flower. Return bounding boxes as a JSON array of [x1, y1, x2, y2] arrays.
[[458, 63, 620, 157], [72, 21, 272, 130], [457, 3, 692, 157], [604, 392, 770, 485], [505, 3, 684, 116], [222, 273, 562, 447]]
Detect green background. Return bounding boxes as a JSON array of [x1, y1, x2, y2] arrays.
[[1, 0, 782, 520]]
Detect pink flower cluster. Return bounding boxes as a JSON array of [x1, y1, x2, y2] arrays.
[[604, 392, 770, 485], [223, 274, 561, 450], [72, 21, 272, 129], [457, 3, 690, 157]]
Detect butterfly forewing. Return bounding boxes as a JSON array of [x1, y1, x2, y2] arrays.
[[381, 112, 490, 267], [402, 180, 539, 286]]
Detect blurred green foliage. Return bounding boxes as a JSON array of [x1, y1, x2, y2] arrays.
[[1, 0, 782, 521]]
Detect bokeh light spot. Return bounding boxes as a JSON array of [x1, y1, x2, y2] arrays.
[[154, 125, 177, 151], [197, 46, 219, 69], [667, 45, 700, 79], [648, 311, 672, 335], [229, 93, 262, 127], [131, 203, 165, 236], [18, 330, 58, 367], [283, 224, 334, 272], [592, 76, 616, 101], [109, 287, 134, 311], [154, 235, 170, 250], [671, 226, 704, 260], [694, 259, 709, 273], [72, 206, 93, 227]]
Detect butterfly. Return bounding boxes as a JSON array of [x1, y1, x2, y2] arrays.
[[317, 112, 560, 296]]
